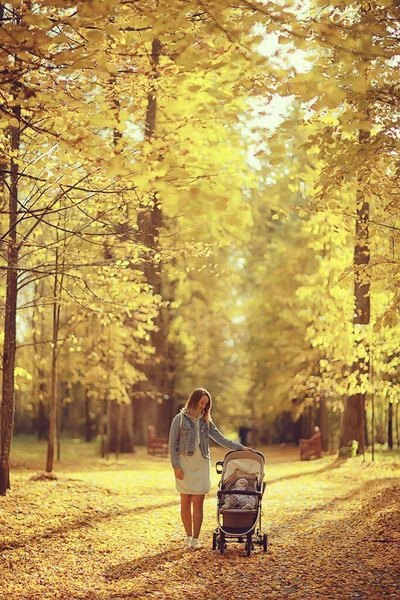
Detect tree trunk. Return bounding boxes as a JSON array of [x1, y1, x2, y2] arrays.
[[340, 130, 370, 455], [46, 249, 61, 473], [37, 397, 48, 440], [56, 383, 62, 462], [45, 320, 57, 472], [133, 38, 170, 442], [388, 400, 393, 450], [155, 279, 178, 437], [108, 401, 134, 453], [85, 387, 93, 442], [340, 394, 365, 454], [106, 393, 112, 459], [308, 405, 313, 438], [364, 405, 369, 448], [116, 403, 122, 459], [132, 394, 157, 445], [100, 397, 107, 458], [32, 283, 49, 440], [0, 106, 20, 495], [319, 395, 329, 452]]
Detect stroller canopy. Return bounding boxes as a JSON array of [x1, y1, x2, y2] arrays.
[[220, 450, 265, 488]]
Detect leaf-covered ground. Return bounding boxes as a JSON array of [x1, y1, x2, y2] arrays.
[[1, 440, 399, 600]]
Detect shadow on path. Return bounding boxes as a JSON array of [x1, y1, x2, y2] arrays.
[[104, 546, 188, 580], [265, 457, 347, 485], [266, 476, 397, 538], [0, 500, 181, 553]]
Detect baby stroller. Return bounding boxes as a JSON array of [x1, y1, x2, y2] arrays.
[[213, 449, 267, 556]]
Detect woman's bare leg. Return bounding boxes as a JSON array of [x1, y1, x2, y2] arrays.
[[180, 494, 192, 536], [192, 495, 205, 539]]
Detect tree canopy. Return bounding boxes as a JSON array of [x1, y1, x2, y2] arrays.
[[1, 0, 400, 490]]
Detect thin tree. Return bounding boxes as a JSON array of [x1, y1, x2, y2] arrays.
[[0, 8, 21, 491], [45, 244, 63, 473]]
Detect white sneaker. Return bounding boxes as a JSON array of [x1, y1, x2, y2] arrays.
[[185, 536, 193, 547], [191, 538, 201, 549]]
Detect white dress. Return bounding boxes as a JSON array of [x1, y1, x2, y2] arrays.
[[175, 415, 211, 495]]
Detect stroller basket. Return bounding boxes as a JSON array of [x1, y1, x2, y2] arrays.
[[219, 508, 259, 533]]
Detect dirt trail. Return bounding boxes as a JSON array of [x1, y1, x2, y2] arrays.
[[0, 446, 399, 600]]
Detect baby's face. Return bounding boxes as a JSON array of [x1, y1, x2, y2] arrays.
[[235, 479, 248, 491]]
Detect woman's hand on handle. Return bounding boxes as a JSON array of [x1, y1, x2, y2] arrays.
[[174, 467, 184, 480]]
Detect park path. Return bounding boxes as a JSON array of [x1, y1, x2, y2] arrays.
[[0, 445, 399, 600]]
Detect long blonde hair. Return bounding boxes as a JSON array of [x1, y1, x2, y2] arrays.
[[184, 388, 212, 424]]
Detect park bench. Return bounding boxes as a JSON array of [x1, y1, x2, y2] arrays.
[[299, 430, 322, 461], [147, 425, 169, 456]]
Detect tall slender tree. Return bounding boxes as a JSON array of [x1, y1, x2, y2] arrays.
[[0, 3, 21, 494]]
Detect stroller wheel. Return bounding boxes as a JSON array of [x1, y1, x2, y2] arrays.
[[246, 533, 252, 557], [219, 532, 225, 555], [263, 534, 268, 552], [212, 532, 217, 550]]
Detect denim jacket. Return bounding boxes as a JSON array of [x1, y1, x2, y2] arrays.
[[168, 411, 243, 469]]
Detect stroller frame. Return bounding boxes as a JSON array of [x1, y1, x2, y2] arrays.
[[212, 450, 268, 556]]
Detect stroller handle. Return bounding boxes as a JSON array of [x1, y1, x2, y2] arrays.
[[216, 461, 224, 474]]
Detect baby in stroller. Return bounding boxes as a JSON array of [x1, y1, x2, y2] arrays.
[[221, 477, 257, 510]]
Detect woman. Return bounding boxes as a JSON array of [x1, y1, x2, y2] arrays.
[[168, 387, 249, 549]]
